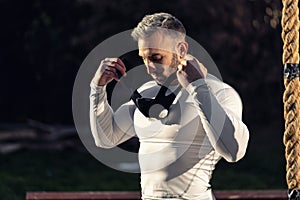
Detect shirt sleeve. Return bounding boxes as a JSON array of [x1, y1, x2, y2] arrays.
[[185, 79, 249, 162], [89, 81, 136, 148]]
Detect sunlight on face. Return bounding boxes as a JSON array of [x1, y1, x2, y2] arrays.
[[138, 32, 180, 85]]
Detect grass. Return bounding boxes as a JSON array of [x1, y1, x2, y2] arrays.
[[0, 121, 287, 200], [1, 148, 286, 200], [212, 127, 287, 190], [0, 150, 140, 200]]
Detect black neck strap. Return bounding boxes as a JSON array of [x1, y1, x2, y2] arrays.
[[131, 72, 181, 119]]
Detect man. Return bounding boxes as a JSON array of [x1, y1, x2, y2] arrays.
[[90, 13, 249, 200]]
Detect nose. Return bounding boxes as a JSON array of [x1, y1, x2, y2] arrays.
[[144, 59, 156, 74]]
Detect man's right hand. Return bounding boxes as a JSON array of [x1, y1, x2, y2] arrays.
[[92, 58, 127, 86]]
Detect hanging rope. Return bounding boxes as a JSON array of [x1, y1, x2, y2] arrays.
[[282, 0, 300, 198]]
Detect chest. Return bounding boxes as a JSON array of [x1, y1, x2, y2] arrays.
[[133, 90, 203, 141]]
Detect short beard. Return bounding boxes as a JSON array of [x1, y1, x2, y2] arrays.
[[170, 53, 180, 69], [152, 53, 180, 85], [159, 54, 180, 85]]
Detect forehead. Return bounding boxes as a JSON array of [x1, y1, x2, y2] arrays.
[[138, 31, 176, 56]]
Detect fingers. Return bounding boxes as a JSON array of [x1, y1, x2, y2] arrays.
[[93, 57, 127, 86], [177, 54, 195, 72], [176, 55, 207, 88], [104, 58, 126, 76], [177, 55, 207, 79], [177, 60, 187, 72], [101, 58, 127, 80]]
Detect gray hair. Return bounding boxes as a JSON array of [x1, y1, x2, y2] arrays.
[[131, 13, 186, 41]]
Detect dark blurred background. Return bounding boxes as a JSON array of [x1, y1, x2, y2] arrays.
[[0, 0, 286, 199], [0, 0, 282, 124]]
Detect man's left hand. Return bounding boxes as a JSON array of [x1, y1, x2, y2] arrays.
[[176, 55, 207, 88]]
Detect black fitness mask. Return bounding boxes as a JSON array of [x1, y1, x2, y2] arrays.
[[130, 72, 181, 119]]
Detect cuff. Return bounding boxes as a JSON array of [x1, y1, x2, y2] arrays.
[[185, 79, 207, 95]]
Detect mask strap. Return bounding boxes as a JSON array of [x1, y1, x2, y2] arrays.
[[130, 72, 181, 119]]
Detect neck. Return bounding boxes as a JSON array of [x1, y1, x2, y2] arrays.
[[160, 72, 178, 87]]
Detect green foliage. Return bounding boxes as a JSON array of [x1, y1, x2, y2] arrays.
[[0, 148, 286, 200], [0, 150, 140, 200]]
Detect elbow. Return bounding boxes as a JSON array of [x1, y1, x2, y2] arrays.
[[224, 148, 247, 163], [223, 132, 249, 163], [224, 157, 238, 163], [94, 140, 115, 149], [90, 121, 116, 149], [93, 131, 116, 149], [216, 140, 247, 162]]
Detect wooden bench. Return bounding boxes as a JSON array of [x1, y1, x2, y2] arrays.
[[26, 190, 287, 200]]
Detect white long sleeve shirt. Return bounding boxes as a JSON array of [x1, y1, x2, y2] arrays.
[[90, 74, 249, 200]]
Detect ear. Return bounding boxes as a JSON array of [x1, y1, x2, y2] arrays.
[[176, 42, 188, 60]]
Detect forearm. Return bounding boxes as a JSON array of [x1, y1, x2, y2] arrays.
[[90, 82, 134, 148], [186, 79, 249, 162]]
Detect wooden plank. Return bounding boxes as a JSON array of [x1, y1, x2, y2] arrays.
[[26, 190, 288, 200], [26, 191, 141, 200], [214, 190, 287, 200]]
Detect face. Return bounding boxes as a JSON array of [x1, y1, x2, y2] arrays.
[[138, 32, 181, 85]]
